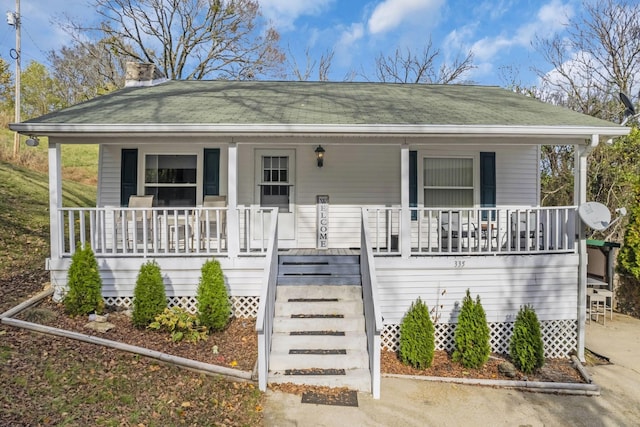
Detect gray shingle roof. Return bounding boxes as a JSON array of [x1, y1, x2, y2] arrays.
[[23, 80, 620, 128]]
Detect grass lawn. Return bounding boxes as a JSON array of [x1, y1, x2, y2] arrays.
[[0, 143, 265, 425]]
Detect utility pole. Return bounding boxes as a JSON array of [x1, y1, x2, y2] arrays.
[[7, 0, 21, 156]]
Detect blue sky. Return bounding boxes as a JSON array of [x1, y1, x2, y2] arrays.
[[0, 0, 578, 86]]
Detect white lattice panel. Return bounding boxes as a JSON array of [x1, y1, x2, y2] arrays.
[[381, 320, 577, 358], [103, 295, 259, 319]]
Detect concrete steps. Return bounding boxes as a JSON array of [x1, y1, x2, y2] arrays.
[[268, 278, 370, 392]]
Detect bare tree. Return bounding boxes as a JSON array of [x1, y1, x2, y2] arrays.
[[48, 39, 127, 106], [286, 46, 341, 82], [533, 0, 640, 242], [373, 39, 475, 84], [534, 0, 640, 121], [66, 0, 285, 80]]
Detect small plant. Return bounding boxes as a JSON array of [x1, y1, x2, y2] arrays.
[[399, 297, 435, 369], [196, 259, 231, 331], [452, 289, 491, 369], [510, 305, 545, 374], [148, 307, 208, 343], [132, 260, 167, 328], [63, 245, 104, 316]]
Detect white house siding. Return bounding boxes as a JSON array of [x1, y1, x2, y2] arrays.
[[375, 254, 578, 324], [96, 145, 121, 207]]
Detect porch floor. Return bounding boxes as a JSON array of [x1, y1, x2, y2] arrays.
[[279, 248, 360, 256]]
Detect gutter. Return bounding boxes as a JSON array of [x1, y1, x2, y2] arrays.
[[9, 123, 631, 141]]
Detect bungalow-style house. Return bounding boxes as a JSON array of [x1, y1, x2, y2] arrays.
[[11, 64, 630, 398]]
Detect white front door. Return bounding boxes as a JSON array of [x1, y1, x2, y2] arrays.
[[255, 149, 296, 246]]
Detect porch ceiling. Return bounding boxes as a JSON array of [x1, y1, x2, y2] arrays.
[[11, 81, 629, 142]]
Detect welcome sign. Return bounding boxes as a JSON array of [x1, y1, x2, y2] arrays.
[[317, 195, 329, 249]]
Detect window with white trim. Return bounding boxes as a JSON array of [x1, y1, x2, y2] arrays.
[[423, 157, 474, 207], [260, 155, 290, 212], [144, 154, 197, 207]]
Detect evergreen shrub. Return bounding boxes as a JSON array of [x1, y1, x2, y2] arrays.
[[63, 245, 104, 316], [132, 260, 167, 328], [399, 297, 435, 369], [452, 289, 491, 369], [196, 259, 231, 331], [510, 305, 545, 374]]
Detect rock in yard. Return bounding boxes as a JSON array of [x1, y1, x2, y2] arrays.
[[498, 361, 518, 378], [84, 321, 116, 333]]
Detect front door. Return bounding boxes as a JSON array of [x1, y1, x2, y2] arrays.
[[255, 149, 296, 246]]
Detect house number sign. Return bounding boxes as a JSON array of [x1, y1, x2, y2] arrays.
[[317, 195, 329, 249]]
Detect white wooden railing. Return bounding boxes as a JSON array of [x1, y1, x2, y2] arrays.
[[58, 206, 276, 257], [256, 210, 279, 392], [365, 206, 577, 256], [360, 209, 383, 399]]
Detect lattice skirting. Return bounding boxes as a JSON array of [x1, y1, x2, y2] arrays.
[[103, 296, 259, 319], [381, 319, 577, 358]]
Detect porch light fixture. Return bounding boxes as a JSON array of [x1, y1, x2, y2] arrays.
[[25, 136, 39, 147], [315, 145, 325, 168]]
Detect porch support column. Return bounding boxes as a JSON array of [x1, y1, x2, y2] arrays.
[[575, 135, 598, 362], [48, 141, 62, 260], [227, 143, 240, 258], [400, 144, 411, 259]]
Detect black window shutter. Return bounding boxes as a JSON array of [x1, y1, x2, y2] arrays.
[[203, 148, 220, 197], [120, 149, 138, 206], [409, 150, 417, 220], [480, 152, 496, 220]]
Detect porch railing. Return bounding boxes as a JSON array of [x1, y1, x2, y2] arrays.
[[365, 206, 577, 256], [255, 210, 279, 392], [58, 206, 276, 257], [360, 208, 383, 399]]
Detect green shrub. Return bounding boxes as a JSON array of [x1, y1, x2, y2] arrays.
[[196, 259, 231, 331], [399, 297, 435, 369], [452, 289, 491, 369], [510, 305, 545, 374], [617, 192, 640, 280], [132, 260, 167, 328], [63, 245, 104, 316], [148, 307, 208, 343]]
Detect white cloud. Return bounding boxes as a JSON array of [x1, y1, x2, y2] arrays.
[[336, 23, 365, 51], [470, 0, 574, 62], [368, 0, 444, 35], [258, 0, 335, 31]]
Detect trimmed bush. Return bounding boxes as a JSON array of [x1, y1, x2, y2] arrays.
[[399, 297, 435, 369], [64, 245, 104, 316], [452, 289, 491, 369], [510, 305, 545, 374], [196, 259, 231, 331], [132, 260, 167, 328]]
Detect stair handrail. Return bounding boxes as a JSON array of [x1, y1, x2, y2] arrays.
[[361, 208, 383, 399], [255, 209, 279, 392]]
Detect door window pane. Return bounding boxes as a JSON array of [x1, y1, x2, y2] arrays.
[[261, 156, 290, 212]]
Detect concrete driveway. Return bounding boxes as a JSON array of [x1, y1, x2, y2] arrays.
[[264, 313, 640, 426]]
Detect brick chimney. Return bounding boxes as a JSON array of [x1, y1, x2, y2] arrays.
[[125, 62, 167, 87]]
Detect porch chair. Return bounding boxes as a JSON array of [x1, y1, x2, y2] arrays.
[[511, 211, 543, 251], [200, 195, 227, 250], [440, 211, 477, 251], [126, 195, 154, 250]]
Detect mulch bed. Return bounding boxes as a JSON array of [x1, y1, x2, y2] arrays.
[[14, 296, 584, 387], [16, 298, 258, 372], [381, 349, 585, 383]]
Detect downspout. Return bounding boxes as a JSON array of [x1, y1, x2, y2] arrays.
[[575, 134, 598, 362]]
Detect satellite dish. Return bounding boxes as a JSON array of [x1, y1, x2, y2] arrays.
[[578, 202, 611, 231], [620, 92, 636, 116]]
